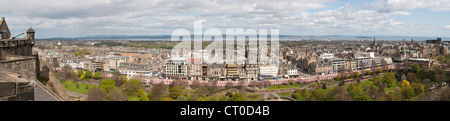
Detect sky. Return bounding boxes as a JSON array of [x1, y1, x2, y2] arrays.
[[1, 0, 450, 39]]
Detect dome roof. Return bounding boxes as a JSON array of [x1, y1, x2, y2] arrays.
[[27, 27, 35, 33]]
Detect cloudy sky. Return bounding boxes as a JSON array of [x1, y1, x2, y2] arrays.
[[1, 0, 450, 39]]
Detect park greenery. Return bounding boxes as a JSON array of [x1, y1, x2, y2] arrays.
[[57, 60, 450, 101]]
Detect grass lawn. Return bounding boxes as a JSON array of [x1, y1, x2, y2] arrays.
[[259, 83, 304, 91], [279, 91, 292, 97], [62, 80, 95, 94], [246, 94, 261, 101]]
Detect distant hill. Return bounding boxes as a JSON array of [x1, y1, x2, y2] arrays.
[[38, 35, 449, 41]]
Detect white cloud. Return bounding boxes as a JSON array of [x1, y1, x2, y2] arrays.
[[0, 0, 449, 38], [445, 25, 450, 29], [382, 0, 450, 11]]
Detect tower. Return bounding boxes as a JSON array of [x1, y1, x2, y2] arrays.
[[373, 36, 376, 44], [27, 27, 35, 41], [0, 17, 11, 39]]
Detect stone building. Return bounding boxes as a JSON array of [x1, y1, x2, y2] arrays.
[[0, 17, 39, 101]]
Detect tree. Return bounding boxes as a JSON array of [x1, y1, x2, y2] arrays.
[[170, 85, 183, 99], [137, 89, 149, 101], [122, 75, 128, 83], [120, 79, 142, 97], [191, 80, 201, 89], [376, 68, 383, 74], [401, 80, 415, 100], [406, 73, 417, 83], [326, 86, 352, 101], [264, 80, 271, 88], [335, 76, 341, 81], [106, 88, 126, 101], [412, 63, 420, 74], [385, 90, 400, 101], [412, 83, 424, 96], [59, 65, 74, 80], [150, 83, 166, 101], [189, 95, 199, 101], [338, 80, 345, 87], [85, 70, 93, 79], [93, 71, 101, 80], [77, 69, 84, 77], [354, 71, 360, 77], [293, 92, 302, 100], [230, 92, 246, 101], [112, 70, 124, 87], [226, 81, 234, 89], [79, 74, 85, 80], [346, 83, 364, 101], [345, 74, 350, 79], [365, 70, 372, 75], [100, 79, 117, 92], [311, 89, 326, 101], [382, 72, 397, 88], [87, 86, 106, 101]]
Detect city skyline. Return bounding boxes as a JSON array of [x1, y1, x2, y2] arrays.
[[1, 0, 450, 39]]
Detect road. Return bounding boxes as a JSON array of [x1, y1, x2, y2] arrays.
[[34, 83, 59, 101]]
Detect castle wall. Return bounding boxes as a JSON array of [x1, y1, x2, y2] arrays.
[[0, 39, 34, 60], [0, 55, 37, 79], [0, 67, 34, 101]]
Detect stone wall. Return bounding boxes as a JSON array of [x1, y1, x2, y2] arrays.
[[0, 66, 34, 101], [0, 55, 37, 79], [0, 39, 34, 60]]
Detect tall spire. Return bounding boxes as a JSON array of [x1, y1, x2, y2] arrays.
[[373, 36, 376, 44]]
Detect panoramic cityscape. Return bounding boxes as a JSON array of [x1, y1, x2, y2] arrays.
[[1, 0, 450, 102]]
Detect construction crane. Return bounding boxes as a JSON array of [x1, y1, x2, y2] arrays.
[[11, 32, 24, 39]]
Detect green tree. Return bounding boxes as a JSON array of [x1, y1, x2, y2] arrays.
[[345, 74, 350, 79], [326, 86, 352, 101], [335, 76, 341, 81], [122, 75, 128, 83], [85, 70, 93, 79], [311, 89, 326, 101], [365, 70, 372, 75], [87, 86, 106, 101], [376, 68, 383, 74], [137, 89, 149, 101], [412, 63, 420, 74], [292, 92, 302, 100], [93, 71, 101, 80], [347, 83, 364, 101], [79, 74, 85, 80], [230, 92, 246, 101], [106, 88, 126, 101], [169, 85, 183, 99], [382, 72, 396, 88], [112, 71, 124, 86], [412, 83, 424, 96], [400, 80, 414, 100], [100, 79, 117, 92], [77, 69, 84, 77], [338, 80, 345, 87], [120, 79, 142, 97], [354, 71, 360, 77]]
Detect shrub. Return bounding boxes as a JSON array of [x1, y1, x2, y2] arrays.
[[280, 97, 295, 101]]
